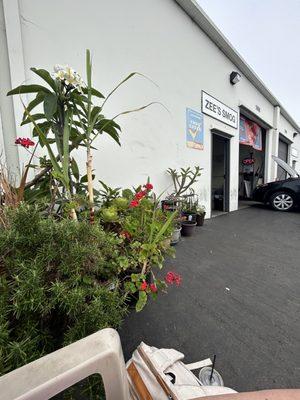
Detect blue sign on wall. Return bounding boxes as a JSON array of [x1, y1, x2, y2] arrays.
[[186, 108, 204, 150]]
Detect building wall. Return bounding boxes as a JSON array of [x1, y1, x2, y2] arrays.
[[291, 134, 300, 174], [1, 0, 299, 215], [0, 0, 20, 177], [277, 113, 299, 174]]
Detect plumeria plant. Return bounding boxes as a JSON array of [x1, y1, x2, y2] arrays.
[[8, 50, 157, 221]]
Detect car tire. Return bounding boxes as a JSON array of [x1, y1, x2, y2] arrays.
[[269, 191, 295, 212]]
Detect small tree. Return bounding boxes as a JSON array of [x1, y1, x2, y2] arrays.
[[167, 166, 202, 197]]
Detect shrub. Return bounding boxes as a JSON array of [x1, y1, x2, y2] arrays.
[[0, 205, 126, 375], [98, 182, 177, 312]]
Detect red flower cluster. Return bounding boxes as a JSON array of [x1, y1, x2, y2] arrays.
[[129, 183, 153, 208], [165, 271, 182, 286], [120, 230, 131, 240], [15, 137, 35, 148], [140, 281, 148, 291], [129, 200, 139, 208], [140, 281, 158, 293], [150, 283, 158, 293], [145, 183, 153, 190]]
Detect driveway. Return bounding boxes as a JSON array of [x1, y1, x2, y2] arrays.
[[119, 205, 300, 392]]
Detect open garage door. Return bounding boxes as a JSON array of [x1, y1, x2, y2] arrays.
[[239, 115, 265, 199]]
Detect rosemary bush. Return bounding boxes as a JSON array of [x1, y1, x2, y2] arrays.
[[0, 205, 126, 376]]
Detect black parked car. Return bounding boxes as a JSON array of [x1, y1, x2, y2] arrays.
[[253, 156, 300, 211]]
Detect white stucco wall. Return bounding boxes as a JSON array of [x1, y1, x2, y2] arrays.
[[1, 0, 299, 215]]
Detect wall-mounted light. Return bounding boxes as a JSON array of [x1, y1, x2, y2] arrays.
[[230, 71, 241, 85], [293, 132, 298, 138]]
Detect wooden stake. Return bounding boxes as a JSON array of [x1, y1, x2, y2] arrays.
[[86, 146, 94, 224]]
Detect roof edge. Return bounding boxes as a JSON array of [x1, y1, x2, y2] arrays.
[[174, 0, 300, 132]]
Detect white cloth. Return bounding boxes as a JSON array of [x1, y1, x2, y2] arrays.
[[127, 342, 237, 399]]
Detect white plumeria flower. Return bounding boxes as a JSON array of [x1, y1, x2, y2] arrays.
[[54, 64, 65, 73], [53, 64, 84, 91]]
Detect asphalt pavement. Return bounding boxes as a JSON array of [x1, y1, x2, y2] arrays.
[[119, 204, 300, 392]]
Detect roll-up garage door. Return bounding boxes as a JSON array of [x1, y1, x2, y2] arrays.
[[277, 139, 289, 179]]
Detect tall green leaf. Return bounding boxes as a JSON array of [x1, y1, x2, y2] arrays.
[[101, 72, 158, 110], [31, 68, 57, 91], [70, 158, 80, 181], [112, 102, 166, 120], [32, 121, 51, 137], [136, 291, 147, 312], [82, 87, 104, 99], [43, 93, 58, 120], [153, 211, 177, 244], [101, 72, 136, 110], [22, 93, 45, 120], [90, 106, 102, 122], [7, 84, 51, 96], [99, 123, 120, 145], [21, 99, 61, 177], [21, 113, 46, 126], [91, 102, 162, 145]]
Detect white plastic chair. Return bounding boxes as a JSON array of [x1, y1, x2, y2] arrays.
[[0, 328, 130, 400]]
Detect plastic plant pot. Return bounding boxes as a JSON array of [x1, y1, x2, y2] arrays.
[[181, 221, 197, 236], [196, 212, 206, 226], [171, 227, 181, 245]]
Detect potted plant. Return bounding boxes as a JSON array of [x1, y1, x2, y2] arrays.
[[161, 196, 181, 212], [181, 193, 198, 223], [167, 166, 202, 197], [181, 220, 197, 236], [196, 205, 206, 226], [171, 221, 182, 245], [98, 181, 179, 311]]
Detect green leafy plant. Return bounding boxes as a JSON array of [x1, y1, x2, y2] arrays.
[[0, 205, 126, 378], [124, 273, 167, 312], [196, 204, 206, 215], [98, 180, 121, 206], [99, 181, 177, 311]]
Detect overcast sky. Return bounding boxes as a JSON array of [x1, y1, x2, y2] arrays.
[[197, 0, 300, 125]]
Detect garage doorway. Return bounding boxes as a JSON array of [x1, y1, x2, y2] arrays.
[[211, 133, 230, 215], [277, 138, 289, 180], [238, 115, 266, 200]]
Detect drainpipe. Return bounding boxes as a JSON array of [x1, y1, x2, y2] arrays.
[[265, 105, 280, 182], [0, 0, 20, 180]]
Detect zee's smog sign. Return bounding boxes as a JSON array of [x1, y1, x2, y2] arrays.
[[201, 91, 238, 129]]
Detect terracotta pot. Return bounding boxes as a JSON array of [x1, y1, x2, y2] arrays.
[[181, 221, 197, 236], [196, 212, 206, 226]]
